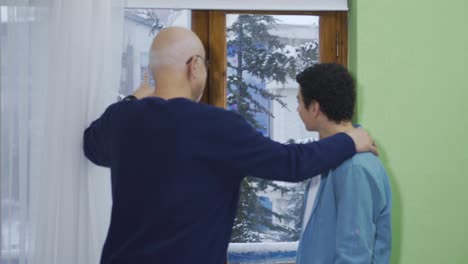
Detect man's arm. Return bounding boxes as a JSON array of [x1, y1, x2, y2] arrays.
[[333, 163, 385, 264], [83, 102, 122, 167], [210, 111, 375, 182], [84, 75, 153, 167]]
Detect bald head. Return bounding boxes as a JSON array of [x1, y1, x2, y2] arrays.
[[149, 27, 205, 72], [148, 27, 208, 102]]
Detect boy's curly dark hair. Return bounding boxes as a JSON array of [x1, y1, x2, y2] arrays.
[[296, 63, 355, 122]]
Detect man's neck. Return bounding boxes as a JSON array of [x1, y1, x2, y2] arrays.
[[153, 79, 193, 101], [318, 121, 354, 140], [153, 88, 193, 101], [152, 71, 194, 101]]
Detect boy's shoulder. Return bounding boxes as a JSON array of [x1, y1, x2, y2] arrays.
[[335, 152, 387, 180]]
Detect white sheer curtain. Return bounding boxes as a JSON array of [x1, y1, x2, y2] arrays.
[[1, 0, 123, 263]]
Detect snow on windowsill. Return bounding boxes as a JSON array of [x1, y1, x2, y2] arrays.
[[228, 241, 298, 253]]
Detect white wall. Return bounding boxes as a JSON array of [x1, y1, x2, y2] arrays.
[[267, 81, 318, 143]]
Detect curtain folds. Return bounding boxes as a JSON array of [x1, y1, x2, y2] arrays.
[[1, 1, 123, 263]]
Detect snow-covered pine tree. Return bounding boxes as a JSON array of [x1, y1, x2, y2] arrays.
[[227, 14, 318, 242]]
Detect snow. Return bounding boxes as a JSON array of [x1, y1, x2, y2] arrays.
[[228, 242, 298, 253], [291, 136, 318, 144], [282, 45, 298, 59], [273, 15, 319, 26]]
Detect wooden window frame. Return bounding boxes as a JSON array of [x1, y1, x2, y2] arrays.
[[192, 10, 348, 108]]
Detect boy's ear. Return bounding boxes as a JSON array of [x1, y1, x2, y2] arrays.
[[312, 100, 321, 117]]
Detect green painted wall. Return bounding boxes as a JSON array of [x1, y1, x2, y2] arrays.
[[348, 0, 468, 263]]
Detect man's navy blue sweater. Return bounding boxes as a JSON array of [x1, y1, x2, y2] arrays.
[[83, 97, 356, 264]]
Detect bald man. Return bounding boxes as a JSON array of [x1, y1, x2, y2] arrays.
[[83, 27, 378, 264]]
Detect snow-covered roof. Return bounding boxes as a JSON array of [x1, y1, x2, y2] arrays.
[[274, 24, 318, 41]]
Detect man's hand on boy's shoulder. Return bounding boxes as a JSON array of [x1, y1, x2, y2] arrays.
[[345, 128, 378, 156]]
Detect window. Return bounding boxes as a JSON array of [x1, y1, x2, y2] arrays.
[[192, 10, 347, 263], [226, 14, 319, 140], [226, 14, 320, 245]]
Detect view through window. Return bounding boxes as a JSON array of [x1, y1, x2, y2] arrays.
[[226, 14, 320, 264]]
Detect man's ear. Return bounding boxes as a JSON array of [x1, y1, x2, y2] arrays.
[[187, 59, 198, 80]]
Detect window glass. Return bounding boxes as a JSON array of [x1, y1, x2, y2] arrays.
[[226, 14, 320, 264]]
